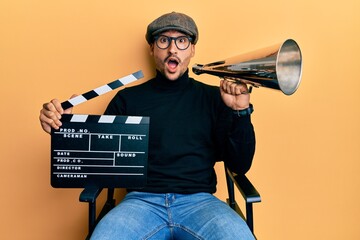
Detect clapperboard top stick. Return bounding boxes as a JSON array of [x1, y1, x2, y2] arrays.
[[61, 70, 144, 110]]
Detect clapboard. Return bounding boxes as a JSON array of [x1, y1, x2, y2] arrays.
[[50, 70, 149, 188]]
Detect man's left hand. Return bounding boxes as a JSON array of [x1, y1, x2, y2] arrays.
[[220, 79, 250, 110]]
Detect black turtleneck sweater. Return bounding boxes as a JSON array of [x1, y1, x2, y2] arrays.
[[104, 70, 255, 194]]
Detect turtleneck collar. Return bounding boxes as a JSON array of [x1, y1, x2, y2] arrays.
[[152, 69, 191, 91]]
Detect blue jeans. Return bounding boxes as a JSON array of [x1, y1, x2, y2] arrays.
[[90, 191, 255, 240]]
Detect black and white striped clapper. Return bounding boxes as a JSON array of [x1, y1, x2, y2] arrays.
[[61, 70, 144, 110], [51, 114, 150, 188], [50, 70, 149, 188]]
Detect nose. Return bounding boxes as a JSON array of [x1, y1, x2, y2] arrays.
[[168, 39, 178, 54]]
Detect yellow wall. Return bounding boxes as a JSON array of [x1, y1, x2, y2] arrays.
[[1, 0, 359, 239]]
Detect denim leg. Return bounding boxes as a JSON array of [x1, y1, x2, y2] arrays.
[[90, 192, 171, 240], [90, 192, 254, 240], [171, 193, 255, 240]]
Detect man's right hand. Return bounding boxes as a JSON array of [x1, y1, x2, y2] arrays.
[[39, 95, 75, 134]]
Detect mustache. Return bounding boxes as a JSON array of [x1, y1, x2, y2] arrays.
[[164, 55, 181, 63]]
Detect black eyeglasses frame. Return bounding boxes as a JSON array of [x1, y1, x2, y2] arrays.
[[153, 35, 194, 50]]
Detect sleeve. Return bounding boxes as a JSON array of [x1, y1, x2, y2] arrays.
[[216, 105, 256, 175], [225, 114, 256, 174]]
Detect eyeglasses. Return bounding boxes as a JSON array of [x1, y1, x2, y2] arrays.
[[154, 35, 193, 50]]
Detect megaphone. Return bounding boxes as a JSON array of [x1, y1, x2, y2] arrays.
[[192, 39, 303, 95]]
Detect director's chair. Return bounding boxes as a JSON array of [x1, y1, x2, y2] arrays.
[[80, 163, 261, 240]]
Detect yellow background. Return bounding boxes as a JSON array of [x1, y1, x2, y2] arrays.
[[1, 0, 359, 239]]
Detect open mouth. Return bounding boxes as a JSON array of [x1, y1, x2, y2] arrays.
[[166, 57, 180, 72]]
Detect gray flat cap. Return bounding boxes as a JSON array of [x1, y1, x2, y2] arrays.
[[146, 12, 199, 45]]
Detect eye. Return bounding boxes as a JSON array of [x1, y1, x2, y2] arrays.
[[158, 36, 169, 44], [178, 37, 188, 44]]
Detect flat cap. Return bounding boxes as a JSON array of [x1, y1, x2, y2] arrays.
[[146, 12, 199, 45]]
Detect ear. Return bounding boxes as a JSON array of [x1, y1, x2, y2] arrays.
[[149, 44, 154, 56], [191, 44, 196, 57]]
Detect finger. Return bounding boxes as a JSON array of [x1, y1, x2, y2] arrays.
[[50, 98, 64, 115], [43, 99, 63, 117], [40, 121, 51, 134], [220, 79, 227, 92], [225, 80, 249, 95], [223, 80, 243, 95], [40, 108, 62, 127], [221, 79, 233, 93], [40, 117, 55, 134], [229, 83, 238, 94], [39, 109, 62, 133], [235, 83, 249, 95], [42, 101, 62, 119], [234, 85, 243, 95]]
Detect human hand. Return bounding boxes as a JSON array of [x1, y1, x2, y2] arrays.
[[39, 94, 76, 134], [220, 79, 250, 110]]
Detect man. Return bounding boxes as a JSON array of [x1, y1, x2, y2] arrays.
[[40, 12, 256, 240]]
